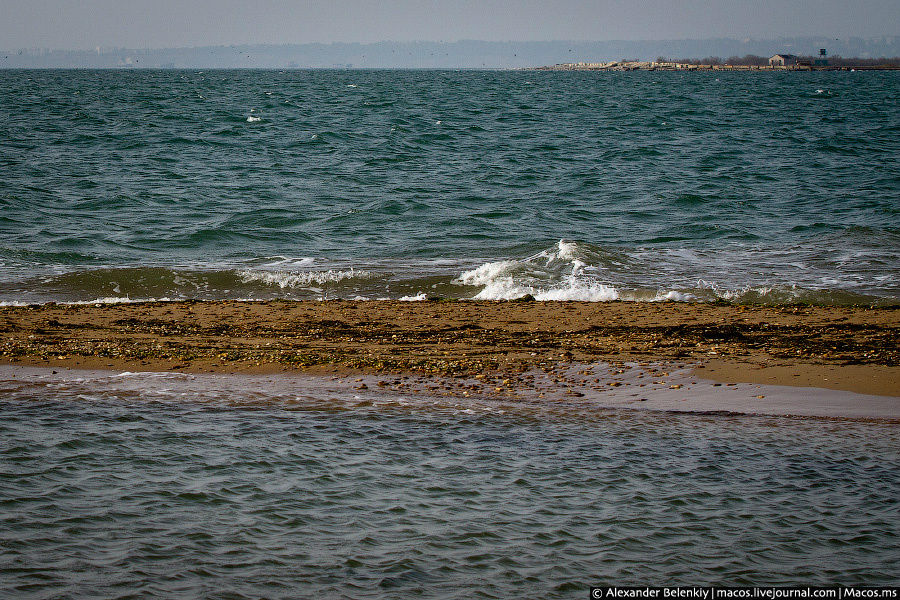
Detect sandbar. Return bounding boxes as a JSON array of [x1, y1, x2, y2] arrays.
[[1, 300, 896, 405]]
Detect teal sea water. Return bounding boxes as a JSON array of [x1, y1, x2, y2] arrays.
[[1, 69, 898, 303], [1, 70, 899, 596]]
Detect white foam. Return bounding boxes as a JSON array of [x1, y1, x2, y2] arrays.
[[64, 297, 175, 305], [399, 292, 427, 301], [238, 269, 371, 289], [458, 240, 627, 301], [111, 371, 192, 380], [254, 256, 317, 269], [555, 239, 580, 261], [571, 259, 587, 275], [246, 116, 261, 122], [457, 261, 517, 286], [2, 297, 180, 306], [720, 286, 776, 301], [652, 290, 697, 302], [472, 278, 619, 302], [533, 284, 619, 302]]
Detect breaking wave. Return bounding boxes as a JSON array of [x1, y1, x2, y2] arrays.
[[453, 240, 896, 305], [0, 242, 895, 306], [237, 268, 373, 289], [457, 240, 622, 301]]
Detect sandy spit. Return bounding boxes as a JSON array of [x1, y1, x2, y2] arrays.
[[0, 299, 897, 398]]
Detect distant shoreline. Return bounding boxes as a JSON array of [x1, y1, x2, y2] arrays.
[[534, 61, 900, 72]]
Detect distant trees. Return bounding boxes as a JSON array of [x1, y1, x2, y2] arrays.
[[655, 55, 766, 65], [725, 55, 769, 65]]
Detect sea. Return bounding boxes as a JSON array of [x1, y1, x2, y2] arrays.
[[0, 69, 898, 305], [1, 69, 899, 596]]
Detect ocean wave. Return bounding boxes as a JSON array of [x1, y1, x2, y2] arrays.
[[70, 296, 177, 305], [0, 265, 380, 303], [243, 256, 318, 269], [452, 240, 897, 305], [399, 292, 428, 301], [0, 241, 895, 306], [237, 268, 372, 289], [457, 240, 623, 301], [475, 280, 620, 302]]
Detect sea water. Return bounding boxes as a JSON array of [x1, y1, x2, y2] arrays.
[[0, 368, 898, 598], [0, 69, 898, 304], [1, 69, 899, 595]]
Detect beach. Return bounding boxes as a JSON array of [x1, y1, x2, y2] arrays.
[[2, 300, 897, 402]]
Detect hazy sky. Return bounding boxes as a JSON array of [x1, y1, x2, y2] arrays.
[[2, 0, 898, 50]]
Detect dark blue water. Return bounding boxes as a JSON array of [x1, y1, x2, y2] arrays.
[[1, 370, 898, 598], [1, 69, 898, 303]]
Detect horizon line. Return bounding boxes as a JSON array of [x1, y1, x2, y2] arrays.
[[5, 34, 898, 54]]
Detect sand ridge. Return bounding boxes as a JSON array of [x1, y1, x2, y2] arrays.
[[0, 299, 897, 397]]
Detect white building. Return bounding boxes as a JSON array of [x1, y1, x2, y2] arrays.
[[769, 54, 799, 66]]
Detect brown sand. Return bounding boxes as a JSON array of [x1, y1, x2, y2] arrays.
[[0, 300, 897, 397]]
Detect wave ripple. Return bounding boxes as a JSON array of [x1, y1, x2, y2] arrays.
[[0, 370, 898, 596]]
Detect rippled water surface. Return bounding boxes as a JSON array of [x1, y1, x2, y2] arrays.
[[1, 370, 898, 597], [1, 69, 898, 303]]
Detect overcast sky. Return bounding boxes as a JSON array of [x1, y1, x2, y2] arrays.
[[2, 0, 898, 50]]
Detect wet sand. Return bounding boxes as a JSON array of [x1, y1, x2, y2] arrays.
[[2, 363, 897, 421], [1, 300, 897, 402]]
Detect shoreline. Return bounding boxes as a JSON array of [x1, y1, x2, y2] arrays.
[[2, 363, 897, 422], [1, 300, 897, 400], [533, 61, 900, 72]]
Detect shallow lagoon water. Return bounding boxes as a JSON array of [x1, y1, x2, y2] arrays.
[[1, 368, 897, 598]]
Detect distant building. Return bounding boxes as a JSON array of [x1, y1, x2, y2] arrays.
[[769, 54, 798, 66]]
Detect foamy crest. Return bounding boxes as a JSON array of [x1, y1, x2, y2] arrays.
[[717, 285, 811, 304], [473, 279, 619, 301], [246, 116, 262, 123], [256, 256, 317, 269], [457, 261, 518, 286], [65, 297, 174, 305], [459, 241, 620, 301], [3, 297, 179, 306], [238, 268, 371, 289], [651, 290, 697, 302], [555, 239, 580, 261], [399, 292, 428, 301], [535, 283, 618, 301]]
